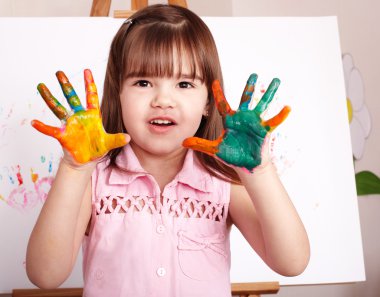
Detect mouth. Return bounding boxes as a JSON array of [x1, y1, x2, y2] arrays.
[[149, 118, 176, 126]]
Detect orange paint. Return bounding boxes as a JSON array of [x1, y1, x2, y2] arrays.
[[262, 106, 291, 131], [30, 169, 39, 183], [32, 70, 129, 164]]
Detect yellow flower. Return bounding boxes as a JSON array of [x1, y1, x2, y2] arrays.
[[342, 53, 371, 160]]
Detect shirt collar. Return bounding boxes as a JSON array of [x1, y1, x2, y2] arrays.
[[108, 145, 213, 193]]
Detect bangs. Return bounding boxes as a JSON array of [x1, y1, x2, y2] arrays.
[[122, 24, 205, 82]]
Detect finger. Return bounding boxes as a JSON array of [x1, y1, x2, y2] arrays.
[[238, 73, 257, 111], [262, 105, 291, 131], [56, 71, 85, 112], [182, 132, 224, 156], [212, 80, 235, 119], [84, 69, 100, 110], [254, 78, 281, 114], [37, 83, 69, 120], [31, 119, 62, 139], [105, 133, 130, 151]]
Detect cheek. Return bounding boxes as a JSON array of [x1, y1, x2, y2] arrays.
[[120, 97, 140, 132], [121, 109, 133, 131], [184, 102, 207, 132]]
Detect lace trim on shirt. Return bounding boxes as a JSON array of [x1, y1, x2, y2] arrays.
[[96, 196, 226, 222]]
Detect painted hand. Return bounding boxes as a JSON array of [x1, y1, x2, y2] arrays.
[[31, 69, 128, 164], [183, 74, 290, 172]]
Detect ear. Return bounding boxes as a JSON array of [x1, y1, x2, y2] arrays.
[[202, 107, 209, 117], [202, 102, 210, 117]]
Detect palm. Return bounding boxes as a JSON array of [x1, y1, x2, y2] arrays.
[[216, 108, 268, 170], [183, 73, 290, 172], [32, 70, 127, 164]]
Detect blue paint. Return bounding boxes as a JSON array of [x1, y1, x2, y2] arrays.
[[49, 154, 53, 173]]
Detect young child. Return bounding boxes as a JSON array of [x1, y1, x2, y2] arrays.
[[26, 4, 310, 296]]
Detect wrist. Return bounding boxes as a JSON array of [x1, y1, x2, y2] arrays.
[[60, 155, 97, 173], [236, 160, 276, 178]]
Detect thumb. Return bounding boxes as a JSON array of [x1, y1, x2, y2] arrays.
[[105, 133, 130, 151]]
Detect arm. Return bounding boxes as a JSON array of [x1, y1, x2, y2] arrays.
[[26, 70, 128, 288], [184, 73, 310, 276], [230, 163, 310, 276], [26, 159, 93, 288]]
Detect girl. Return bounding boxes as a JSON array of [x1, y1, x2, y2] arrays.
[[26, 4, 310, 297]]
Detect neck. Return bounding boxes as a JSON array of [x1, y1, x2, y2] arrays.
[[130, 143, 187, 191]]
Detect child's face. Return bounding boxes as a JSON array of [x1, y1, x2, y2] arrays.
[[119, 55, 208, 157]]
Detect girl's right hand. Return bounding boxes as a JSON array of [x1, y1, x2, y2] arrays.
[[31, 69, 129, 166], [183, 73, 290, 172]]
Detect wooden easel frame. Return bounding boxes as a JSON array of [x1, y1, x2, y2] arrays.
[[90, 0, 188, 18], [12, 282, 279, 297], [10, 1, 280, 297]]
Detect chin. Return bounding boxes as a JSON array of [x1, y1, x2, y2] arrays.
[[132, 140, 185, 156]]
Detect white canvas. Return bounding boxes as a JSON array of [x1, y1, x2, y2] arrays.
[[0, 17, 365, 292]]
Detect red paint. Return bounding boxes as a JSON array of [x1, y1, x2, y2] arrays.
[[16, 165, 23, 186]]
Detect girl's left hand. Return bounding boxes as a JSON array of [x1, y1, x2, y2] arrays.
[[31, 69, 128, 165], [183, 73, 290, 172]]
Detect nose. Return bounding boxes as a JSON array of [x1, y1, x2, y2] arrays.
[[151, 86, 175, 109]]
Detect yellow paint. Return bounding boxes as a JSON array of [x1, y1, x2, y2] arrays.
[[347, 97, 353, 123]]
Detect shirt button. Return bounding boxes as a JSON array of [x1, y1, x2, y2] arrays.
[[156, 267, 166, 277], [95, 269, 104, 280], [156, 224, 166, 234]]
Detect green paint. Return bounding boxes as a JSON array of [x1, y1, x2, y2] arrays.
[[215, 74, 281, 171], [254, 78, 280, 114], [184, 73, 287, 172], [216, 111, 268, 171], [37, 83, 68, 120]]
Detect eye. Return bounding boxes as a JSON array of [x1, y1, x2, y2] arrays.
[[178, 81, 194, 89], [134, 80, 151, 87]]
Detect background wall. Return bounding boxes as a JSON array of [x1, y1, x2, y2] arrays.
[[231, 1, 380, 296], [0, 0, 378, 296]]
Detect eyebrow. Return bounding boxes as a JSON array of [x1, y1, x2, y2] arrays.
[[178, 73, 203, 81], [124, 73, 204, 82]]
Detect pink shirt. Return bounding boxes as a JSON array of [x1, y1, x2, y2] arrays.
[[82, 145, 231, 297]]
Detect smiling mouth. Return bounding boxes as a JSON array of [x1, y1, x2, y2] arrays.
[[149, 119, 175, 126]]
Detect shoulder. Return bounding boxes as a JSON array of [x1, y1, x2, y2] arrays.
[[184, 150, 231, 196], [92, 145, 135, 183]]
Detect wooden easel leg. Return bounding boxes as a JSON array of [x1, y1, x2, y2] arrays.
[[90, 0, 112, 16], [131, 0, 148, 11], [232, 282, 279, 297], [97, 0, 188, 18], [168, 0, 188, 7]]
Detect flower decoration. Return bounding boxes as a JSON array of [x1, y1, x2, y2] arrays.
[[342, 53, 380, 196], [342, 53, 371, 160]]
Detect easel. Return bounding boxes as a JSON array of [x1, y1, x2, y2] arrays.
[[90, 0, 188, 18], [10, 1, 279, 297], [11, 282, 279, 297]]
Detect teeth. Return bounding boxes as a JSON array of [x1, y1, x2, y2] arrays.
[[150, 119, 172, 125]]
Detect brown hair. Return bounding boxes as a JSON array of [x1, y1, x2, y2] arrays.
[[101, 4, 240, 184]]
